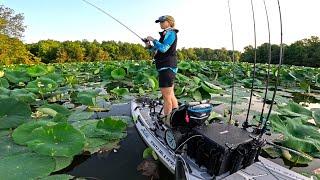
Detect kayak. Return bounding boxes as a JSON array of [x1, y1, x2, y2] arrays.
[[131, 98, 310, 180]]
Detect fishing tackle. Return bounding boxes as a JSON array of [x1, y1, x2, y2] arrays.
[[81, 0, 148, 43]]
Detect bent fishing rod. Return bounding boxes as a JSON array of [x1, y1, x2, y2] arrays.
[[80, 0, 147, 43]]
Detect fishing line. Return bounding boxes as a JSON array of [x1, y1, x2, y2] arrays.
[[227, 0, 236, 125], [243, 0, 258, 129], [262, 0, 284, 134], [258, 0, 272, 129], [80, 0, 146, 42], [174, 135, 202, 153]]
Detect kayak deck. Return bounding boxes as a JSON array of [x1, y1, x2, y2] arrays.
[[131, 100, 310, 180]]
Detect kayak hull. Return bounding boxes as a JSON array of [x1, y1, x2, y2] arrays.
[[131, 100, 310, 180]]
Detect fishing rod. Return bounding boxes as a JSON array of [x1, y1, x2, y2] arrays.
[[257, 0, 272, 132], [80, 0, 147, 43], [227, 0, 236, 125], [266, 141, 310, 159], [243, 0, 258, 129], [260, 0, 284, 137]]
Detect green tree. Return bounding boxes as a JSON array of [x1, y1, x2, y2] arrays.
[[27, 40, 61, 63], [81, 40, 109, 61], [101, 41, 120, 60], [0, 34, 38, 65], [0, 5, 26, 38], [56, 41, 85, 62]]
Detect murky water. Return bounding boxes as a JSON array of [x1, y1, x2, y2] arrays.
[[65, 103, 173, 180], [68, 126, 149, 180]]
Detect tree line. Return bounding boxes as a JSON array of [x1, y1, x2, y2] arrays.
[[241, 36, 320, 67], [0, 5, 319, 67]]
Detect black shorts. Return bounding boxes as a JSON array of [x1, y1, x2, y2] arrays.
[[158, 69, 176, 88]]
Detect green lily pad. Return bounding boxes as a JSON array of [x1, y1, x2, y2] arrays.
[[43, 73, 65, 85], [84, 137, 120, 153], [148, 76, 159, 90], [199, 87, 212, 100], [201, 81, 223, 94], [175, 86, 185, 97], [176, 73, 191, 83], [68, 111, 94, 122], [84, 137, 109, 152], [37, 108, 58, 117], [26, 77, 58, 94], [111, 68, 126, 80], [281, 149, 313, 165], [262, 147, 281, 159], [40, 174, 74, 180], [0, 152, 55, 180], [0, 87, 10, 96], [111, 87, 129, 97], [312, 109, 320, 127], [269, 114, 288, 133], [97, 117, 127, 132], [0, 78, 9, 88], [192, 90, 202, 101], [10, 89, 37, 103], [192, 76, 201, 85], [12, 120, 56, 145], [27, 65, 48, 77], [80, 117, 127, 140], [0, 135, 30, 159], [0, 98, 32, 130], [26, 123, 85, 157], [178, 61, 191, 71], [74, 91, 98, 106], [53, 156, 73, 171], [282, 121, 320, 154], [5, 70, 30, 84], [242, 78, 263, 88], [40, 104, 71, 117], [79, 119, 123, 153], [0, 130, 10, 137], [143, 147, 158, 160], [278, 101, 313, 117]]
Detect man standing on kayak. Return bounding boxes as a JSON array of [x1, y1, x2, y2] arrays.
[[145, 15, 179, 125]]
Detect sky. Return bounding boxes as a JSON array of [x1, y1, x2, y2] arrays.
[[1, 0, 320, 51]]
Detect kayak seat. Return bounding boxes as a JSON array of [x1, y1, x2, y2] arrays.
[[170, 105, 188, 128]]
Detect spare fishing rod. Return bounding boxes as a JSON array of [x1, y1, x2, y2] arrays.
[[227, 0, 237, 125], [243, 0, 258, 129], [80, 0, 147, 43], [260, 0, 284, 138], [256, 0, 272, 133]]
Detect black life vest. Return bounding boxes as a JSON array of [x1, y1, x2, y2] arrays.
[[154, 29, 178, 70]]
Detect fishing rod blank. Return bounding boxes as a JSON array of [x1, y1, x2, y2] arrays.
[[227, 0, 236, 125], [243, 0, 258, 129], [261, 0, 284, 137], [258, 0, 272, 130], [80, 0, 146, 42]]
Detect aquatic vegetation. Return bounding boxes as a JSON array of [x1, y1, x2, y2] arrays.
[[0, 60, 319, 178]]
